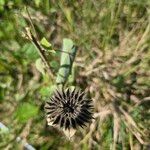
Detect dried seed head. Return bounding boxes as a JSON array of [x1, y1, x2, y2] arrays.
[[44, 88, 93, 131]]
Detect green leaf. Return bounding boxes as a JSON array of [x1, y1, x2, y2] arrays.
[[56, 38, 77, 84], [35, 58, 45, 75], [50, 60, 59, 71], [15, 103, 38, 123], [0, 0, 5, 12], [21, 43, 39, 60], [34, 0, 41, 7], [40, 37, 51, 48], [48, 49, 56, 54], [40, 85, 57, 97]]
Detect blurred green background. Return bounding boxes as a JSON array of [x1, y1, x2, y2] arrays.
[[0, 0, 150, 149]]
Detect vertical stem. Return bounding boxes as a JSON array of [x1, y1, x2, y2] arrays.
[[129, 133, 134, 150]]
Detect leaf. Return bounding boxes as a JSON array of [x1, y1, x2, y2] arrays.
[[0, 0, 5, 12], [56, 38, 77, 84], [21, 43, 39, 60], [50, 60, 59, 71], [15, 103, 38, 123], [40, 37, 51, 48], [35, 58, 45, 75], [34, 0, 41, 7], [40, 85, 57, 97], [48, 49, 56, 54]]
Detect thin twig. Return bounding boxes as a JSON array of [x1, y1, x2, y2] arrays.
[[24, 6, 53, 78], [25, 6, 37, 37], [25, 28, 53, 78]]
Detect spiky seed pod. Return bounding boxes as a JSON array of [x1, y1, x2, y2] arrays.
[[44, 88, 93, 130]]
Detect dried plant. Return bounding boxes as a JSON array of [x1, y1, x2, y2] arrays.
[[44, 88, 93, 137]]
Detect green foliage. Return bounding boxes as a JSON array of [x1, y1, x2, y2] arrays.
[[56, 38, 77, 84], [21, 43, 39, 60], [40, 37, 52, 48], [40, 37, 56, 54], [15, 102, 38, 123], [40, 85, 57, 98], [0, 87, 4, 102], [35, 58, 46, 75], [100, 117, 113, 149], [112, 75, 125, 90]]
